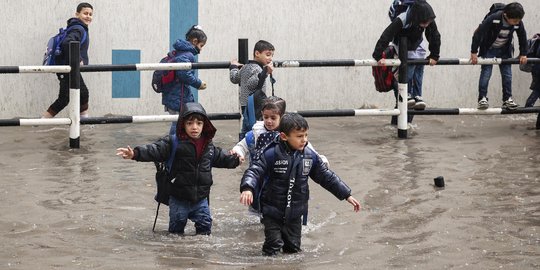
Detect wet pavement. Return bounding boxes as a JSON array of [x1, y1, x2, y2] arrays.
[[0, 115, 539, 269]]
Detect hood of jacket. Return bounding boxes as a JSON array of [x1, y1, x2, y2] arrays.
[[173, 39, 199, 55], [176, 102, 216, 140], [409, 0, 436, 26], [67, 17, 89, 31]]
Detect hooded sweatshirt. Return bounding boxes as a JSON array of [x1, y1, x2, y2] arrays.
[[372, 0, 441, 61], [56, 18, 90, 65]]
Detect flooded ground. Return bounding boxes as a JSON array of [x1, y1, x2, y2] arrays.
[[0, 115, 539, 269]]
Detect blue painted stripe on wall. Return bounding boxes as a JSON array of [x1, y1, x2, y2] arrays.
[[170, 0, 199, 101], [112, 50, 141, 98]]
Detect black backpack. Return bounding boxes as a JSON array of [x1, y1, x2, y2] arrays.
[[152, 135, 178, 232], [519, 33, 540, 73], [482, 3, 506, 21]]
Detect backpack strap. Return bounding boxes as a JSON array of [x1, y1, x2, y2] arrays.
[[246, 95, 257, 128], [66, 25, 88, 45], [166, 134, 178, 172]]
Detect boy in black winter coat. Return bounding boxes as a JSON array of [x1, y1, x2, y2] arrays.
[[239, 113, 360, 256], [117, 102, 240, 235], [373, 0, 441, 122], [470, 2, 528, 110], [43, 2, 93, 118]]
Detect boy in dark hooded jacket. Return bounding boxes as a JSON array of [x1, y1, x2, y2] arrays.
[[116, 102, 240, 235], [239, 113, 361, 256], [43, 2, 93, 118], [373, 0, 441, 121]]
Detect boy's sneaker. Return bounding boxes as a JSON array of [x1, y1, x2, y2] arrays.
[[413, 96, 426, 110], [407, 94, 416, 108], [502, 97, 518, 110], [477, 97, 489, 110]]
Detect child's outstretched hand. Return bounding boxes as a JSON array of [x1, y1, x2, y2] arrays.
[[230, 59, 243, 68], [240, 190, 253, 206], [347, 196, 361, 212], [116, 146, 134, 159]]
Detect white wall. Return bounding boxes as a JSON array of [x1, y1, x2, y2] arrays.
[[1, 0, 539, 118]]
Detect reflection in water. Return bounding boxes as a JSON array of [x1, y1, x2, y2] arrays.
[[0, 116, 539, 269]]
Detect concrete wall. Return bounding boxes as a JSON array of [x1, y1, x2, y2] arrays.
[[1, 0, 539, 118]]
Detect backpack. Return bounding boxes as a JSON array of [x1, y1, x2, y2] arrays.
[[372, 45, 398, 93], [519, 33, 540, 73], [388, 0, 417, 24], [43, 25, 87, 65], [151, 51, 179, 93], [152, 134, 178, 232], [482, 3, 506, 22]]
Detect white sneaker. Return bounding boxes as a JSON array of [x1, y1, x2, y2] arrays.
[[413, 96, 426, 110], [502, 97, 518, 110], [477, 97, 489, 110], [407, 94, 416, 108]]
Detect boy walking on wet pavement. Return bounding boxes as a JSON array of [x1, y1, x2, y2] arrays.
[[239, 113, 360, 256], [116, 102, 240, 235], [471, 2, 528, 110]]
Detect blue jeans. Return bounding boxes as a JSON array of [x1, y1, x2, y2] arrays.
[[478, 47, 513, 101], [408, 64, 424, 97], [239, 106, 251, 140], [168, 196, 212, 235]]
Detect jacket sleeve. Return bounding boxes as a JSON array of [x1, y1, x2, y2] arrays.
[[175, 53, 202, 89], [232, 138, 249, 159], [516, 21, 528, 56], [211, 146, 240, 169], [372, 19, 403, 61], [230, 66, 240, 84], [240, 151, 267, 193], [309, 154, 351, 201], [425, 21, 441, 61], [471, 14, 496, 54], [61, 27, 86, 61], [244, 65, 265, 91], [132, 136, 172, 163]]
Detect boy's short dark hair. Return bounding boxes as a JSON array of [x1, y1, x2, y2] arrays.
[[279, 113, 309, 135], [185, 25, 207, 43], [254, 40, 275, 54], [185, 113, 205, 122], [77, 2, 93, 12], [261, 96, 286, 116], [504, 2, 525, 19]]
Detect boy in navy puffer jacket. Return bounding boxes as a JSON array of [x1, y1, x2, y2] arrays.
[[240, 113, 361, 256], [117, 102, 240, 235], [164, 25, 208, 135]]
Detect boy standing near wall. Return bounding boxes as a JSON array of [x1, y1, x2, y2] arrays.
[[229, 40, 275, 140], [43, 2, 93, 118], [470, 2, 528, 110]]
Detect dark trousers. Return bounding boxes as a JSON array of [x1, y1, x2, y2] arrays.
[[261, 216, 302, 256], [47, 73, 89, 116]]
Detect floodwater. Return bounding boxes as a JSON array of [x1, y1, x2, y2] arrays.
[[0, 115, 539, 269]]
